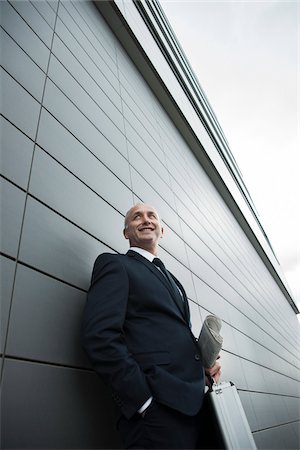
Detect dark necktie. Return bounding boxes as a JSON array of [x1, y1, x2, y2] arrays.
[[152, 258, 182, 300], [152, 258, 189, 322]]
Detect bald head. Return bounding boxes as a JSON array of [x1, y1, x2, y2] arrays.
[[123, 203, 163, 255], [124, 203, 161, 229]]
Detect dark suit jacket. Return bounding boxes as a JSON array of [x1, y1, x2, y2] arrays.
[[82, 250, 205, 419]]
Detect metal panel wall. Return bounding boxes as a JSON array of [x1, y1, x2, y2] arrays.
[[1, 1, 299, 449]]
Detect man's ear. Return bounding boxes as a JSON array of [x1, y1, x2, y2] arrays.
[[160, 227, 164, 238], [123, 228, 129, 240]]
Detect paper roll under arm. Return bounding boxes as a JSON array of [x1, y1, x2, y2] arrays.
[[198, 315, 223, 368]]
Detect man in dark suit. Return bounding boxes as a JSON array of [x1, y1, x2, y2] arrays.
[[82, 203, 221, 449]]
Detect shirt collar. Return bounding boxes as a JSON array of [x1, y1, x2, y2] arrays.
[[130, 247, 156, 262]]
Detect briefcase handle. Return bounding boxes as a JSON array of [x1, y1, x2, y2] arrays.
[[205, 374, 215, 392]]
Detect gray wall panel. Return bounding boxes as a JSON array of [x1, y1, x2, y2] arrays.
[[28, 147, 130, 249], [217, 320, 238, 354], [130, 167, 182, 236], [264, 368, 300, 397], [42, 78, 128, 159], [240, 359, 268, 392], [179, 205, 270, 310], [250, 392, 289, 431], [38, 108, 131, 187], [254, 426, 290, 450], [123, 102, 163, 160], [1, 359, 121, 449], [226, 303, 289, 364], [193, 273, 229, 317], [0, 0, 50, 71], [44, 0, 59, 14], [55, 17, 119, 92], [34, 128, 132, 218], [51, 33, 122, 111], [188, 300, 202, 337], [54, 14, 120, 99], [62, 0, 117, 63], [0, 256, 16, 354], [188, 246, 230, 296], [279, 423, 299, 450], [19, 197, 112, 289], [171, 178, 200, 215], [233, 330, 267, 366], [36, 114, 132, 206], [66, 0, 117, 57], [0, 178, 26, 258], [180, 219, 240, 285], [0, 117, 34, 189], [117, 50, 156, 112], [120, 82, 161, 145], [47, 53, 125, 134], [269, 394, 291, 425], [125, 119, 165, 166], [160, 223, 189, 268], [30, 0, 57, 29], [237, 300, 295, 360], [218, 351, 249, 390], [9, 0, 53, 47], [6, 264, 89, 367], [163, 139, 192, 178], [1, 68, 40, 140], [127, 142, 175, 204], [284, 396, 300, 422], [238, 391, 259, 432], [0, 27, 45, 101], [57, 2, 118, 82]]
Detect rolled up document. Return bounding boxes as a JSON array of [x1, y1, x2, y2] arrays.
[[198, 314, 223, 368]]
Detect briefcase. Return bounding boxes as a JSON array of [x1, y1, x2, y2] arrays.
[[198, 381, 257, 450]]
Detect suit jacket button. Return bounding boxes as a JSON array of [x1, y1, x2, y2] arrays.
[[195, 354, 200, 361]]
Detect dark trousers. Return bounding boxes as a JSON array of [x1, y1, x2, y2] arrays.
[[117, 401, 202, 449]]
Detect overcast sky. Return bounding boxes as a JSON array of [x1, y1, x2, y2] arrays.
[[161, 0, 299, 313]]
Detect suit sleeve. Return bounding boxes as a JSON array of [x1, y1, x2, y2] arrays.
[[81, 253, 152, 419]]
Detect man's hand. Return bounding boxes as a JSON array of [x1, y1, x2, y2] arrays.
[[205, 355, 221, 385]]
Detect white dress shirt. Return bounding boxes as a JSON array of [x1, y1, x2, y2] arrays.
[[130, 246, 155, 262]]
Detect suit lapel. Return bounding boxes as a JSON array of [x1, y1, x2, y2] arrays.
[[127, 250, 171, 293], [127, 250, 189, 324]]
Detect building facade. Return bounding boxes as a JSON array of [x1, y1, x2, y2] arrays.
[[1, 1, 299, 448]]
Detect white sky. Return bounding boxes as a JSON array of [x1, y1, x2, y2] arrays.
[[161, 0, 300, 313]]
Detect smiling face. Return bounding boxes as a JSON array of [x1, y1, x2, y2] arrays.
[[123, 203, 163, 255]]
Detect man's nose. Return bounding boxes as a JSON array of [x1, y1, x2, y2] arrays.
[[142, 215, 151, 224]]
